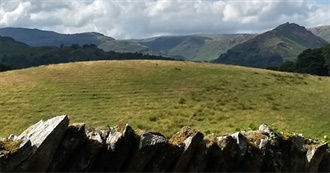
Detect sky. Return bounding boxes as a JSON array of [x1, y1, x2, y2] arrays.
[[0, 0, 329, 39]]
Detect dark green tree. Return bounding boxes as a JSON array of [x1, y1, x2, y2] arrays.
[[322, 44, 330, 75], [278, 60, 296, 72], [295, 48, 328, 76]]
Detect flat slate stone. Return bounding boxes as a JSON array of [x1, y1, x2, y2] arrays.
[[15, 115, 69, 172]]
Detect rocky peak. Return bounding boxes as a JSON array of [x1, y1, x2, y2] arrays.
[[273, 22, 307, 33]]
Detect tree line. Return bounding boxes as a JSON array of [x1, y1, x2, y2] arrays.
[[268, 44, 330, 76], [0, 44, 178, 71]]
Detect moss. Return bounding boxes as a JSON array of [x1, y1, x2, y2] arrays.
[[169, 127, 197, 145], [0, 139, 23, 155], [116, 123, 126, 133], [282, 132, 292, 141]]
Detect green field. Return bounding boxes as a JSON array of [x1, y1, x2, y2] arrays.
[[0, 60, 329, 138]]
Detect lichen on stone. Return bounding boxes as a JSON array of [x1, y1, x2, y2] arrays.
[[169, 126, 197, 145], [0, 138, 23, 156]]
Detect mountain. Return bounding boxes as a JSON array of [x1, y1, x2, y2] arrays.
[[0, 36, 177, 69], [1, 24, 327, 64], [309, 25, 330, 43], [0, 27, 255, 61], [131, 34, 256, 61], [0, 27, 115, 47], [98, 40, 164, 57], [213, 22, 328, 68]]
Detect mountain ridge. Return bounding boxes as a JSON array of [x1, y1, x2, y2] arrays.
[[0, 36, 177, 69], [0, 27, 115, 47], [213, 22, 328, 68], [0, 27, 256, 61], [1, 23, 329, 64], [309, 25, 330, 43]]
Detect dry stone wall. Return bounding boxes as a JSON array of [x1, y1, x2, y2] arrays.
[[0, 115, 329, 172]]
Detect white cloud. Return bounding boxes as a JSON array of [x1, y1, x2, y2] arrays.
[[0, 0, 329, 39]]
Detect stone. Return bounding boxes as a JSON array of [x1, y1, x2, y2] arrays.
[[186, 140, 213, 172], [46, 123, 87, 172], [15, 115, 69, 172], [231, 132, 248, 163], [171, 126, 204, 172], [143, 143, 182, 172], [62, 127, 104, 172], [203, 139, 223, 172], [216, 135, 240, 172], [258, 123, 273, 136], [124, 132, 167, 172], [306, 143, 329, 172], [88, 128, 111, 172], [280, 134, 308, 172], [91, 124, 139, 172], [239, 141, 265, 172], [243, 131, 282, 172], [0, 138, 32, 172], [318, 148, 330, 172]]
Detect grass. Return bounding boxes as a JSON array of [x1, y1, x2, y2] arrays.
[[0, 60, 329, 139]]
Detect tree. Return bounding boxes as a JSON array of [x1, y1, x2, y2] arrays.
[[322, 44, 330, 75], [295, 48, 328, 76], [0, 63, 12, 72], [278, 60, 295, 72]]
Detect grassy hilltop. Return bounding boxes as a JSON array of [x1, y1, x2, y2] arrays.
[[0, 60, 330, 138]]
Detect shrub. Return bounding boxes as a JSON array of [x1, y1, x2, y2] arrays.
[[178, 97, 186, 104]]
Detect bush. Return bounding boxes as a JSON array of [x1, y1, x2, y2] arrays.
[[178, 97, 186, 104]]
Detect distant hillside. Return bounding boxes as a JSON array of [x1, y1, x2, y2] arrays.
[[214, 23, 328, 68], [309, 25, 330, 43], [0, 27, 255, 61], [0, 27, 114, 47], [132, 34, 256, 61], [0, 36, 176, 69], [0, 36, 31, 54], [0, 60, 330, 139], [98, 40, 164, 57], [2, 25, 328, 64]]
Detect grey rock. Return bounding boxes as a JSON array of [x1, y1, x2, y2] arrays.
[[280, 134, 308, 172], [62, 127, 103, 172], [203, 139, 223, 172], [258, 124, 273, 135], [124, 132, 167, 172], [231, 132, 248, 162], [306, 143, 329, 172], [0, 138, 32, 172], [47, 123, 87, 172], [239, 141, 265, 172], [171, 127, 204, 172], [186, 140, 211, 172], [318, 148, 330, 172], [143, 143, 182, 172], [15, 115, 69, 172], [216, 135, 240, 171], [91, 124, 139, 172]]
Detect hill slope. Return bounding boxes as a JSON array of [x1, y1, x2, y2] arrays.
[[309, 25, 330, 43], [0, 27, 114, 47], [0, 27, 255, 61], [0, 36, 176, 68], [214, 23, 328, 68], [0, 60, 329, 138], [98, 40, 164, 57], [132, 34, 256, 61]]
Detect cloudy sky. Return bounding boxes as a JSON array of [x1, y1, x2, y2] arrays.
[[0, 0, 329, 39]]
